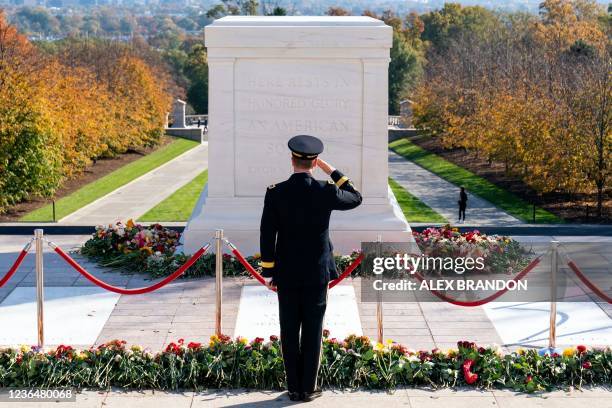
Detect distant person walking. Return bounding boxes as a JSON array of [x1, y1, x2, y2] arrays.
[[197, 118, 201, 128], [458, 187, 468, 223]]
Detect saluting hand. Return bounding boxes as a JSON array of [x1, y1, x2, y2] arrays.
[[316, 158, 336, 176]]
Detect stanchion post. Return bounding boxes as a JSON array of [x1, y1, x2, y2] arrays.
[[34, 229, 44, 348], [376, 234, 383, 344], [548, 240, 559, 349], [215, 229, 223, 336]]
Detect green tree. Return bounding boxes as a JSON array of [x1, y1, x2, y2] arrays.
[[389, 32, 420, 115], [185, 44, 208, 113], [420, 3, 499, 50]]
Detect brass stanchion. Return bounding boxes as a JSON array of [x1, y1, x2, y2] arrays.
[[215, 229, 223, 336], [34, 229, 44, 348], [376, 234, 383, 344], [548, 240, 559, 349]]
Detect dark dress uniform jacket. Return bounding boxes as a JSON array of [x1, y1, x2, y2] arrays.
[[260, 169, 362, 289]]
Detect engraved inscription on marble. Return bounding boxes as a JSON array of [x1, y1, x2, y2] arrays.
[[234, 60, 363, 196]]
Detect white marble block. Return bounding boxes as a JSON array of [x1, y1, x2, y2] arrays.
[[182, 16, 412, 254]]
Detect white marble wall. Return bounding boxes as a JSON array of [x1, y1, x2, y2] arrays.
[[182, 16, 412, 254]]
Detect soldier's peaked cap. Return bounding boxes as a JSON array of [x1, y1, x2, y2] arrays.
[[288, 135, 324, 159]]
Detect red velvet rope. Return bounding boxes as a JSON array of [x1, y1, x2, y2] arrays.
[[229, 246, 277, 292], [0, 245, 31, 288], [411, 255, 543, 307], [329, 253, 364, 289], [53, 244, 209, 295], [567, 260, 612, 303], [228, 242, 364, 291]]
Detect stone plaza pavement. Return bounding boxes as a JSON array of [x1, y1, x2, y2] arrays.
[[388, 150, 523, 226], [0, 234, 611, 405], [0, 234, 509, 352], [1, 387, 611, 407], [59, 143, 209, 225]]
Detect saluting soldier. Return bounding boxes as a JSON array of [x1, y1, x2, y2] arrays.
[[259, 134, 362, 402]]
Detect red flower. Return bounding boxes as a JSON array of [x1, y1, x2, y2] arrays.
[[462, 359, 479, 385], [419, 350, 432, 362], [582, 361, 592, 369], [526, 375, 533, 383], [552, 352, 560, 358], [577, 345, 587, 354], [165, 342, 182, 355], [252, 337, 264, 344], [322, 329, 330, 338], [270, 335, 279, 342], [187, 342, 201, 350], [478, 347, 486, 354]]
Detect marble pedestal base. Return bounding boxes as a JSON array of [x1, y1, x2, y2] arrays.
[[181, 186, 413, 255]]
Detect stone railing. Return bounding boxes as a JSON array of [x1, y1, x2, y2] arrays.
[[388, 115, 402, 127], [182, 114, 405, 129], [185, 115, 209, 127]]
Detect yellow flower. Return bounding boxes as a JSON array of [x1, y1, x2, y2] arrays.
[[386, 339, 394, 345], [209, 341, 215, 348], [19, 345, 29, 353], [76, 352, 88, 361], [131, 345, 142, 352], [563, 347, 576, 357], [517, 348, 526, 355], [253, 252, 261, 259], [446, 349, 458, 358], [374, 342, 385, 352], [127, 219, 135, 229], [210, 334, 219, 343], [237, 337, 248, 345]]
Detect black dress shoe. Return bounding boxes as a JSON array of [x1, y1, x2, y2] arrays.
[[288, 391, 302, 401], [302, 389, 322, 402]]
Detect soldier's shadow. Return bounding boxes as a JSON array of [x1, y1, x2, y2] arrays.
[[194, 390, 304, 407]]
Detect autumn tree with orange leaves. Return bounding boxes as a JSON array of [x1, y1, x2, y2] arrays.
[[413, 0, 610, 218], [0, 12, 171, 212]]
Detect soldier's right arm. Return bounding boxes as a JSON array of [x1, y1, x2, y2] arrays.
[[259, 187, 278, 278], [328, 169, 362, 210]]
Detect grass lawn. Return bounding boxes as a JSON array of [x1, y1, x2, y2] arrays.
[[389, 139, 562, 223], [138, 169, 208, 222], [21, 138, 199, 222], [389, 177, 448, 223]]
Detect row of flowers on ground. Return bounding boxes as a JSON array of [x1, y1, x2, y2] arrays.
[[80, 221, 530, 278], [0, 332, 609, 393]]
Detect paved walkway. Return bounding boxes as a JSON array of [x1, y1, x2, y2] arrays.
[[1, 387, 610, 407], [60, 143, 209, 225], [388, 150, 522, 226]]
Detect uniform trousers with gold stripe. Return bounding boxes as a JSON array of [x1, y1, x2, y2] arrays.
[[277, 284, 328, 394]]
